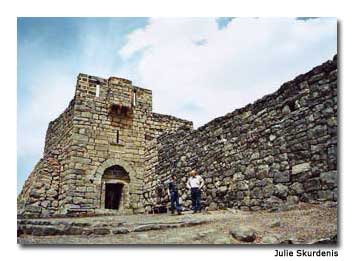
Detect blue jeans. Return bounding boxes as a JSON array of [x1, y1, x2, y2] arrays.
[[191, 188, 201, 211], [170, 191, 181, 213]]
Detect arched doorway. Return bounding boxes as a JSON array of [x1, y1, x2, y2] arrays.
[[100, 165, 130, 211]]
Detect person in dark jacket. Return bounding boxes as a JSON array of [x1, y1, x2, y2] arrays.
[[167, 175, 182, 215]]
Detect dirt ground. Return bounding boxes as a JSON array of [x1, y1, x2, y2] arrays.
[[18, 203, 337, 245]]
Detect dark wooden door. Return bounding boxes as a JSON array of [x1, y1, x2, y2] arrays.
[[105, 183, 123, 209]]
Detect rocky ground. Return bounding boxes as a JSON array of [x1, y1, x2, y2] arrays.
[[18, 203, 337, 245]]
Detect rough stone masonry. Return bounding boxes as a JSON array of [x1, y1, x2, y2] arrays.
[[18, 55, 338, 218]]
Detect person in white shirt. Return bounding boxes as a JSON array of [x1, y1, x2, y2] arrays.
[[186, 170, 204, 213]]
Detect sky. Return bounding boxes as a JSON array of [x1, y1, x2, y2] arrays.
[[17, 17, 337, 193]]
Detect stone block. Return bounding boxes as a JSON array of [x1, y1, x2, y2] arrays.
[[274, 171, 290, 183], [289, 182, 304, 195], [292, 162, 311, 175], [304, 178, 321, 192], [274, 184, 288, 199], [256, 164, 269, 179], [245, 165, 255, 179], [320, 171, 337, 189]]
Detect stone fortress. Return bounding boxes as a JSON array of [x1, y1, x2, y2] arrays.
[[18, 55, 338, 218]]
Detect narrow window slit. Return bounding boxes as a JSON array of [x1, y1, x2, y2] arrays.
[[132, 89, 137, 106], [116, 130, 120, 144], [96, 84, 100, 97]]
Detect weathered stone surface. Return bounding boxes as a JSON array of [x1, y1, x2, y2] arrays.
[[213, 237, 232, 244], [304, 178, 321, 192], [287, 195, 299, 205], [230, 227, 257, 242], [245, 166, 256, 179], [292, 163, 311, 175], [207, 202, 218, 210], [274, 171, 290, 183], [290, 182, 304, 195], [133, 224, 161, 232], [112, 227, 129, 234], [274, 184, 288, 199], [93, 228, 111, 235], [261, 234, 280, 244], [320, 171, 337, 189], [270, 219, 281, 228]]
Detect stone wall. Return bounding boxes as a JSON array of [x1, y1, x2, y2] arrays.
[[17, 152, 61, 217], [147, 113, 193, 139], [144, 115, 192, 210], [18, 99, 75, 217], [143, 55, 338, 212], [44, 99, 75, 154]]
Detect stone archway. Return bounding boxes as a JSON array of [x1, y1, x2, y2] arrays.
[[95, 158, 138, 179], [100, 165, 130, 211], [94, 158, 138, 213]]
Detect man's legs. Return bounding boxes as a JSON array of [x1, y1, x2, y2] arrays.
[[191, 188, 197, 212], [175, 193, 182, 214], [170, 193, 176, 214], [195, 188, 201, 212]]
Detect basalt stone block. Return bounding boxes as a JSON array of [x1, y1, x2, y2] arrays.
[[308, 125, 327, 138], [292, 162, 311, 175], [250, 187, 263, 199], [301, 192, 318, 202], [29, 189, 42, 198], [274, 171, 290, 183], [236, 191, 245, 200], [318, 190, 334, 201], [289, 182, 304, 195], [286, 195, 299, 205], [250, 205, 262, 211], [263, 184, 275, 198], [230, 227, 257, 242], [274, 184, 288, 199], [31, 225, 64, 236], [218, 186, 228, 193], [24, 205, 42, 213], [245, 165, 256, 179], [304, 178, 321, 192], [320, 171, 337, 189], [254, 179, 268, 187], [112, 227, 130, 234], [93, 228, 111, 235], [236, 181, 249, 191], [256, 165, 269, 179]]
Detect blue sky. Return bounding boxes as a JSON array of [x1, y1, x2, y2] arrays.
[[17, 17, 337, 193]]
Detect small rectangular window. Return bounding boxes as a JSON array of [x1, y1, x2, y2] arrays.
[[132, 90, 137, 106], [96, 84, 100, 97], [116, 130, 120, 144]]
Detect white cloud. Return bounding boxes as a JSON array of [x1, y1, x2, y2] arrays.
[[119, 18, 337, 127], [18, 71, 75, 158]]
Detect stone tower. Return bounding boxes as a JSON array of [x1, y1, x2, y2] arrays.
[[18, 74, 193, 217]]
